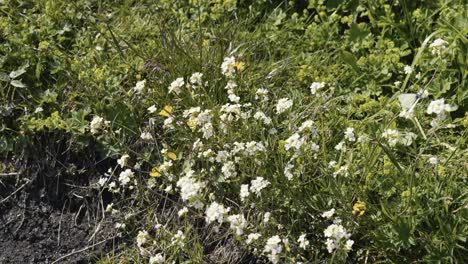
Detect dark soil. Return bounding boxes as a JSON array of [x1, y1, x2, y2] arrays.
[[0, 143, 116, 264]]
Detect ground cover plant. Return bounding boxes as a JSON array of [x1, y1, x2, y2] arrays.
[[1, 0, 467, 263]]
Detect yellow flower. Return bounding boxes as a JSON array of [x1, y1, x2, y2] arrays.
[[165, 152, 177, 161], [352, 201, 366, 217], [233, 61, 245, 71], [149, 166, 161, 177], [158, 105, 173, 117]]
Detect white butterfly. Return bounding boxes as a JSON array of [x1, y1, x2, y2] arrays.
[[398, 93, 418, 110]]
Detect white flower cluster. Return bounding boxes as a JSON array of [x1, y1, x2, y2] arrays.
[[133, 79, 146, 94], [118, 169, 134, 186], [227, 214, 247, 235], [284, 133, 305, 154], [427, 98, 452, 119], [221, 56, 238, 78], [249, 177, 270, 197], [117, 154, 130, 168], [321, 208, 335, 219], [169, 77, 184, 95], [149, 253, 165, 264], [310, 81, 326, 95], [344, 127, 356, 142], [297, 234, 309, 249], [276, 98, 293, 114], [176, 170, 203, 204], [255, 88, 269, 101], [324, 223, 353, 253], [205, 201, 230, 224], [90, 116, 109, 134], [136, 230, 149, 248], [189, 72, 204, 89], [171, 230, 185, 247], [263, 235, 282, 264], [429, 38, 448, 55], [254, 111, 272, 125]]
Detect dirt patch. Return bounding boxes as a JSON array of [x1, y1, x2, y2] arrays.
[[0, 147, 116, 264], [0, 195, 115, 264]]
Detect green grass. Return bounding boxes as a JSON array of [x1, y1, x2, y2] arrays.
[[1, 0, 467, 263]]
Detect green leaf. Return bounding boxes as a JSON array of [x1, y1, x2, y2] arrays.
[[10, 79, 27, 87], [0, 72, 10, 82], [341, 51, 360, 73], [9, 63, 29, 79]]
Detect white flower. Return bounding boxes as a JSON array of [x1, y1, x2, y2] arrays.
[[133, 79, 146, 93], [136, 230, 149, 247], [263, 212, 271, 223], [140, 131, 153, 141], [382, 129, 400, 147], [427, 98, 452, 119], [429, 156, 438, 165], [344, 127, 355, 142], [201, 122, 214, 139], [205, 202, 230, 224], [310, 82, 326, 95], [105, 203, 113, 212], [255, 88, 269, 101], [98, 177, 107, 187], [429, 38, 448, 55], [298, 120, 314, 132], [190, 72, 203, 85], [176, 171, 203, 201], [297, 234, 309, 249], [344, 239, 354, 251], [324, 224, 350, 241], [117, 154, 130, 168], [404, 65, 413, 75], [284, 163, 295, 180], [163, 116, 175, 130], [178, 207, 189, 217], [253, 111, 272, 125], [250, 177, 270, 196], [321, 208, 335, 219], [90, 116, 108, 134], [221, 161, 237, 179], [227, 214, 247, 235], [263, 235, 282, 264], [276, 98, 293, 114], [228, 93, 240, 103], [118, 169, 134, 186], [34, 107, 43, 113], [169, 77, 184, 95], [335, 141, 345, 151], [310, 142, 320, 152], [246, 233, 261, 244], [284, 133, 304, 152], [333, 165, 349, 178], [164, 185, 172, 193], [115, 222, 126, 229], [325, 238, 337, 253], [171, 230, 185, 247], [240, 184, 250, 201], [149, 253, 165, 264], [394, 81, 402, 87], [147, 105, 157, 114], [221, 56, 237, 78]]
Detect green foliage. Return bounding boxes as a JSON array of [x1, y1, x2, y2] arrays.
[[1, 0, 467, 263]]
